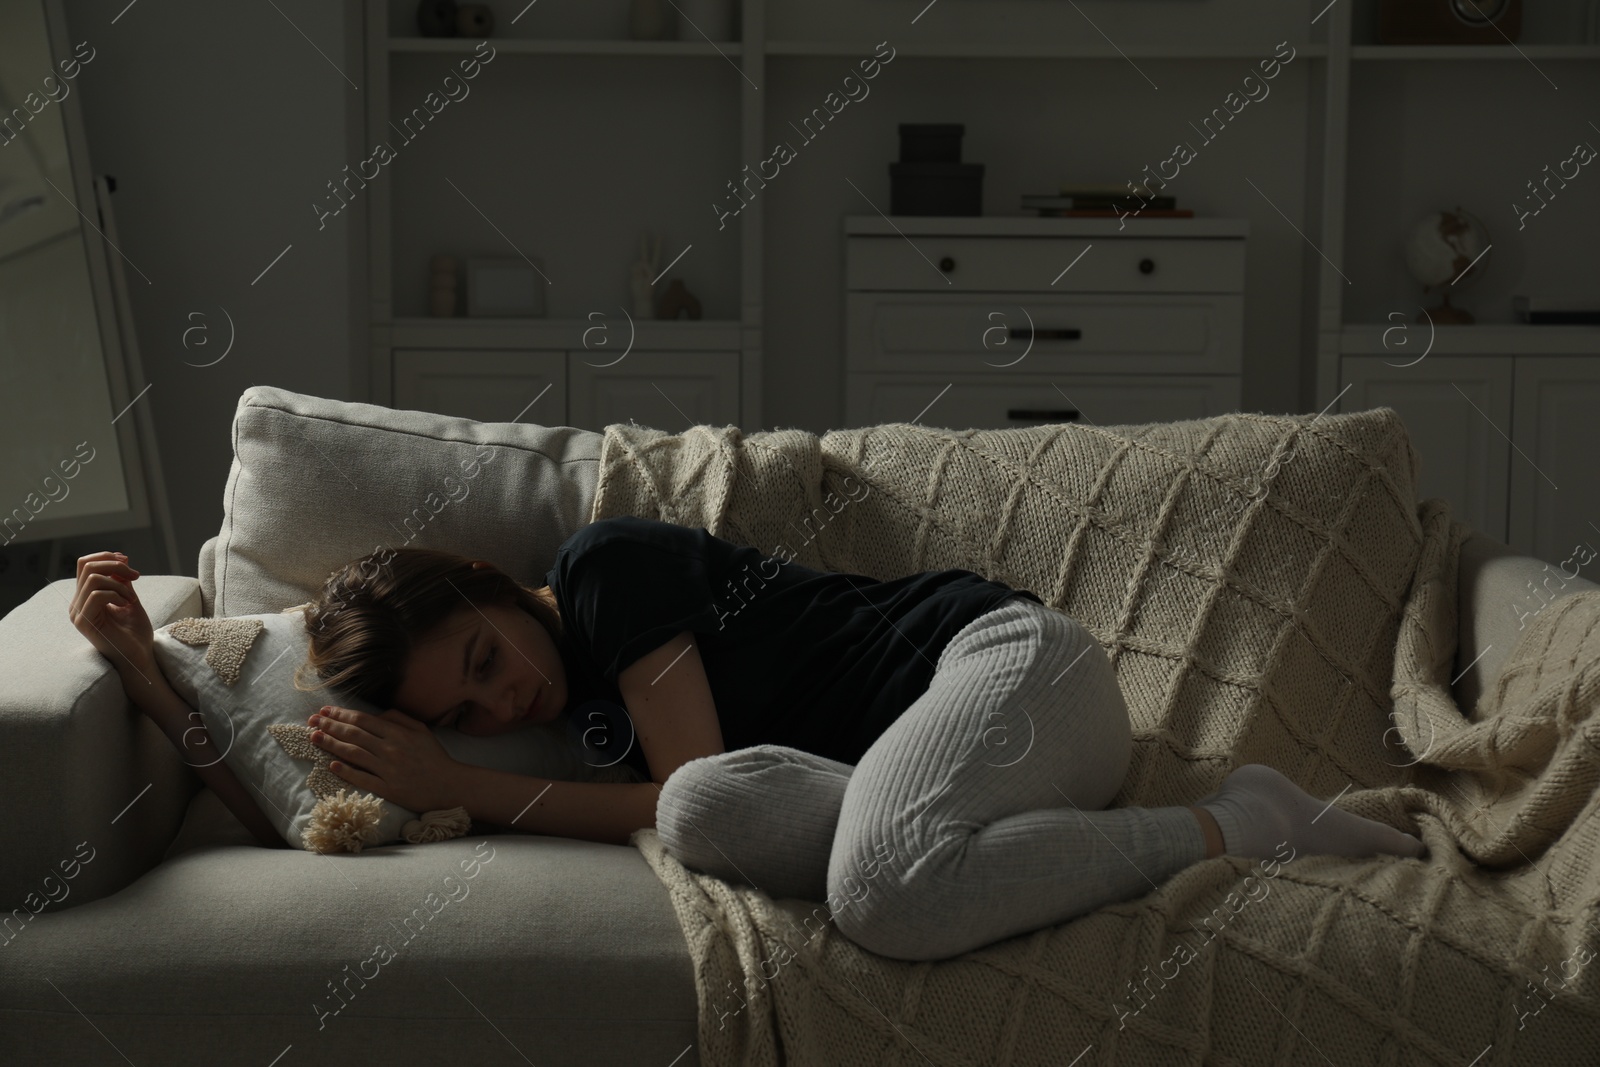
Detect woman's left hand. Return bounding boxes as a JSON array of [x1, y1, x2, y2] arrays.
[[309, 706, 463, 813]]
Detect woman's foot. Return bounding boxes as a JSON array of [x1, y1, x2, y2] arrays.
[[1194, 764, 1427, 861]]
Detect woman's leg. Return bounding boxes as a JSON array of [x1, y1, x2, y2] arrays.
[[825, 596, 1426, 962], [655, 745, 853, 903], [825, 596, 1215, 962]]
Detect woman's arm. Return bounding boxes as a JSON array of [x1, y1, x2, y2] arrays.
[[452, 766, 661, 846], [66, 551, 285, 849], [118, 665, 288, 849], [617, 630, 726, 784]]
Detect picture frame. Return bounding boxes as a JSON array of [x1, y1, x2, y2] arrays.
[[465, 257, 546, 317]]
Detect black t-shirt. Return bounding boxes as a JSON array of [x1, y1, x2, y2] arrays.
[[544, 515, 1043, 780]]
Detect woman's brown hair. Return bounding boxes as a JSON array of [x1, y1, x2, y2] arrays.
[[292, 546, 562, 713]]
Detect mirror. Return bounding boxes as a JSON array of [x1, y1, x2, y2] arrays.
[[0, 0, 170, 566]]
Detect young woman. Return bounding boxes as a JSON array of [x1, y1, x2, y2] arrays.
[[72, 516, 1427, 962]]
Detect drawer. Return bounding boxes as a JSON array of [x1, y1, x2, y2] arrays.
[[847, 294, 1242, 375], [846, 374, 1241, 430], [846, 236, 1245, 293]]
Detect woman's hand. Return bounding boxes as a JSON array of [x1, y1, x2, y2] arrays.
[[68, 551, 155, 680], [309, 706, 465, 813]]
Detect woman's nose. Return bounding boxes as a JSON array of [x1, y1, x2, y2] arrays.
[[493, 688, 521, 722]]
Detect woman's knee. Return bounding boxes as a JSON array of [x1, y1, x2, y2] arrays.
[[656, 750, 762, 867], [656, 745, 851, 872]]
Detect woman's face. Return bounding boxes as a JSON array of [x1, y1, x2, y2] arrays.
[[392, 597, 568, 736]]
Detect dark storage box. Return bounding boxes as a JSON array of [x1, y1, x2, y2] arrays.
[[889, 162, 984, 216]]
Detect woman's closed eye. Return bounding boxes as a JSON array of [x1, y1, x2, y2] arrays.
[[442, 644, 497, 728]]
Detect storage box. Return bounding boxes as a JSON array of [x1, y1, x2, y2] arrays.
[[889, 162, 984, 216]]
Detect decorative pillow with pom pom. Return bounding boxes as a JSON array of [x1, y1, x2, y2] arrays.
[[151, 607, 641, 854]]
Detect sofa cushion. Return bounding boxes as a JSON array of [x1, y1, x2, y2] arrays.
[[206, 386, 604, 617], [1454, 530, 1600, 714], [151, 607, 639, 853], [0, 835, 698, 1066]]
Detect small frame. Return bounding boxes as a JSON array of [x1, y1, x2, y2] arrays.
[[465, 257, 546, 317]]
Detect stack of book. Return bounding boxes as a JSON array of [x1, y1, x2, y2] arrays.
[[1021, 184, 1194, 219]]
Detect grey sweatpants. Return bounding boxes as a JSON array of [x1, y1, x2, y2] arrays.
[[655, 595, 1211, 962]]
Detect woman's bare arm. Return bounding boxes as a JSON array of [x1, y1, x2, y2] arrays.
[[451, 764, 661, 846], [119, 666, 288, 849], [617, 630, 726, 784], [66, 551, 285, 849]]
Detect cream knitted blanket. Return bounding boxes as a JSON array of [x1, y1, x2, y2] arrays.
[[596, 411, 1600, 1064]]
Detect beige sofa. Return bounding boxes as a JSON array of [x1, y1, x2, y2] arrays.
[[2, 386, 1592, 1066]]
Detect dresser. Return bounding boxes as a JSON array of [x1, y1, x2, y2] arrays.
[[844, 216, 1248, 430]]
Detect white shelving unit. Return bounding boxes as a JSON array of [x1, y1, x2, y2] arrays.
[[1311, 2, 1600, 564], [361, 0, 1337, 436], [356, 0, 1597, 561], [363, 1, 766, 430]]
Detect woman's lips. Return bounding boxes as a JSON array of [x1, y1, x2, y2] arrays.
[[526, 689, 542, 720]]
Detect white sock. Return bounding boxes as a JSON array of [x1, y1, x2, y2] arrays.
[[1196, 764, 1427, 862]]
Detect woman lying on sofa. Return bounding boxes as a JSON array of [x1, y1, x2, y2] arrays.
[[69, 516, 1428, 962]]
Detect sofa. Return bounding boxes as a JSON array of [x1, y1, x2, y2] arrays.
[[2, 385, 1595, 1065]]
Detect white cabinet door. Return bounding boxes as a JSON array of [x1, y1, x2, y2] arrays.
[[392, 350, 568, 426], [1339, 356, 1512, 542], [1510, 357, 1600, 566], [567, 351, 739, 432]]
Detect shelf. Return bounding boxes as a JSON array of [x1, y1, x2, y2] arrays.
[[389, 37, 1338, 60], [845, 216, 1250, 239], [768, 41, 1329, 59], [389, 37, 743, 56], [381, 317, 745, 351], [1339, 323, 1600, 355], [1352, 44, 1600, 60]]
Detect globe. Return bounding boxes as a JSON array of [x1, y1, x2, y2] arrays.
[[1403, 208, 1490, 324]]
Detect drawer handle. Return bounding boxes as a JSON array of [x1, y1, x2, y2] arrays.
[[1007, 408, 1080, 422], [1009, 327, 1082, 341], [1139, 258, 1156, 275], [939, 256, 956, 272]]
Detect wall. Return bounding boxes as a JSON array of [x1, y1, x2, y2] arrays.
[[11, 0, 360, 597]]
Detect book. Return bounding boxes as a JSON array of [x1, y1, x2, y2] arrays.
[[1512, 296, 1600, 325], [1058, 183, 1158, 198], [1023, 194, 1178, 211]]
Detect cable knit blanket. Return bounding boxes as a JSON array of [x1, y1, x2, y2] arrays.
[[596, 412, 1600, 1065]]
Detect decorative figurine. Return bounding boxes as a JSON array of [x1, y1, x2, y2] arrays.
[[655, 278, 703, 320]]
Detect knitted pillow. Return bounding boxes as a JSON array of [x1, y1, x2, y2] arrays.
[[151, 608, 640, 854]]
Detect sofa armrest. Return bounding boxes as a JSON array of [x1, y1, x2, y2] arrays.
[[1454, 532, 1600, 714], [0, 576, 205, 917]]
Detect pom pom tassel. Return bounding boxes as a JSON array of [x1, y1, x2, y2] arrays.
[[302, 791, 472, 853], [303, 788, 384, 854], [403, 806, 471, 843]]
